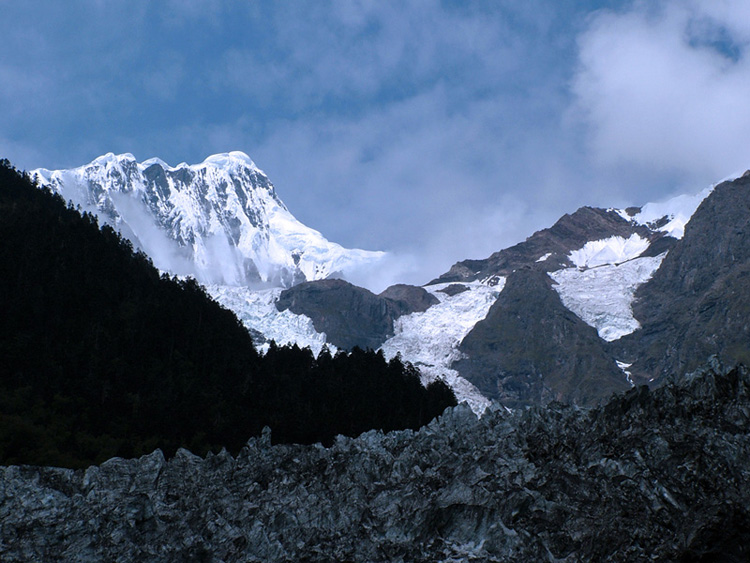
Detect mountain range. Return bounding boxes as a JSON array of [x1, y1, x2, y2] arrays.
[[32, 154, 750, 412], [6, 152, 750, 561]]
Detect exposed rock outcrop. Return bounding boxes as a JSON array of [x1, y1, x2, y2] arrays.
[[619, 174, 750, 384], [455, 269, 628, 407], [276, 279, 437, 350], [3, 360, 749, 562]]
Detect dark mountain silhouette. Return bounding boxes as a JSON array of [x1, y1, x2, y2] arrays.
[[0, 160, 455, 468]]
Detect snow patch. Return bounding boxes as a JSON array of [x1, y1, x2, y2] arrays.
[[568, 234, 650, 269], [550, 254, 666, 341], [379, 280, 504, 414], [206, 285, 332, 357], [536, 252, 552, 263], [616, 361, 634, 387], [630, 186, 713, 239]]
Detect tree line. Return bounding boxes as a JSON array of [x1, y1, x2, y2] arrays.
[[0, 160, 455, 468]]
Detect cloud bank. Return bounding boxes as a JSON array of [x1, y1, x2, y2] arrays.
[[572, 0, 750, 183], [3, 1, 750, 288]]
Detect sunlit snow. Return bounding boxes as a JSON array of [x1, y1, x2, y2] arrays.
[[550, 254, 666, 341], [31, 152, 386, 290], [536, 252, 552, 262], [206, 285, 333, 357], [568, 234, 650, 269], [380, 280, 504, 414], [631, 186, 713, 239]]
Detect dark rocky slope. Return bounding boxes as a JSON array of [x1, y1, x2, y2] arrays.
[[431, 206, 669, 284], [617, 172, 750, 385], [455, 269, 628, 407], [3, 359, 749, 562], [276, 279, 437, 350]]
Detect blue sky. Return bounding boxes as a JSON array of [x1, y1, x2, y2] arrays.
[[3, 0, 750, 286]]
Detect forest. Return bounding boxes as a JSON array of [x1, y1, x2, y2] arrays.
[[0, 160, 456, 468]]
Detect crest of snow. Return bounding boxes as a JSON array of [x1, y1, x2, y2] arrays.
[[536, 252, 552, 263], [568, 234, 650, 269], [550, 253, 666, 341], [30, 153, 386, 289], [201, 151, 260, 172], [380, 280, 504, 414], [205, 285, 332, 357], [630, 186, 713, 239]]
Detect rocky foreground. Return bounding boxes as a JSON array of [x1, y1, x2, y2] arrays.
[[2, 359, 749, 562]]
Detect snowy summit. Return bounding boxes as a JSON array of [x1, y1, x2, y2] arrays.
[[32, 152, 386, 288]]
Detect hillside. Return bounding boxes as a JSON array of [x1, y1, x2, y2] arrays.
[[0, 160, 456, 468]]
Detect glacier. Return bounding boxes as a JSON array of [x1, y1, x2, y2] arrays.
[[567, 234, 650, 269], [550, 254, 666, 341], [205, 285, 333, 357], [380, 281, 504, 413], [550, 183, 716, 341]]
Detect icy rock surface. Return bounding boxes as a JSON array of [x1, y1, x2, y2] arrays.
[[380, 281, 503, 414], [31, 152, 385, 287], [550, 254, 666, 341], [205, 285, 332, 356], [567, 234, 650, 269], [3, 361, 750, 562], [629, 185, 713, 239]]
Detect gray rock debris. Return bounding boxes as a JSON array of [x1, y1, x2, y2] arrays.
[[2, 361, 750, 562]]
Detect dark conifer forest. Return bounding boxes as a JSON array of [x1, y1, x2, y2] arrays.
[[0, 160, 456, 468]]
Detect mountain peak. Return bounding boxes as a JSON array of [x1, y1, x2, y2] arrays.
[[31, 152, 385, 288], [91, 152, 136, 166], [201, 151, 259, 171]]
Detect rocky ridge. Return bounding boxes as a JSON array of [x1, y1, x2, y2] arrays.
[[2, 360, 749, 562], [619, 171, 750, 384], [275, 279, 438, 350]]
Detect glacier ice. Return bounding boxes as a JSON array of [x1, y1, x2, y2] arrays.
[[206, 285, 333, 357], [568, 234, 650, 269], [380, 280, 504, 413], [550, 254, 666, 341]]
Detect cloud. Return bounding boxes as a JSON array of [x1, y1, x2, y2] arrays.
[[572, 0, 750, 183], [11, 0, 700, 287]]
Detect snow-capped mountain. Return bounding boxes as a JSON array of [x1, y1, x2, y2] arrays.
[[31, 151, 750, 412], [271, 173, 740, 410], [31, 152, 385, 287]]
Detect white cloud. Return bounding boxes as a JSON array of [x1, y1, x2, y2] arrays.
[[572, 0, 750, 182]]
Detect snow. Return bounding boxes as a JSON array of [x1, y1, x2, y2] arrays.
[[141, 157, 170, 168], [616, 361, 634, 387], [550, 253, 666, 341], [568, 234, 650, 269], [536, 252, 552, 263], [201, 151, 260, 171], [631, 186, 713, 239], [206, 285, 333, 357], [31, 152, 386, 290], [380, 280, 504, 414]]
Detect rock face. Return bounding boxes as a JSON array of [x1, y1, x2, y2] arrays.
[[276, 279, 437, 350], [2, 360, 749, 562], [619, 174, 750, 384], [378, 283, 439, 316], [430, 206, 667, 284], [455, 269, 629, 407]]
